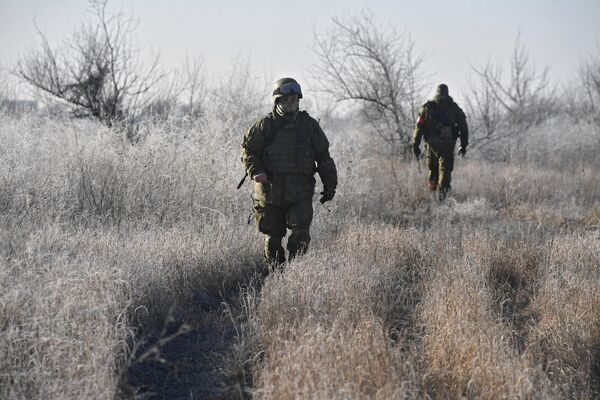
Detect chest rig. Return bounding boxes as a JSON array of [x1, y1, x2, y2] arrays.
[[263, 111, 315, 175]]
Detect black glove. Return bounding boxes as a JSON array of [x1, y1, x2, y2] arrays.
[[413, 144, 421, 159], [320, 189, 335, 204], [458, 146, 467, 157]]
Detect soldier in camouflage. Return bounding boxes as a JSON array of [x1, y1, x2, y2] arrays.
[[241, 78, 337, 265], [412, 84, 469, 200]]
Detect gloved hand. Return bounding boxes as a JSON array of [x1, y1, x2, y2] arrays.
[[458, 146, 467, 157], [413, 143, 421, 159], [253, 172, 268, 183], [320, 189, 335, 204]]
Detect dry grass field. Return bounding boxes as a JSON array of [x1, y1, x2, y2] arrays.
[[1, 113, 599, 399]]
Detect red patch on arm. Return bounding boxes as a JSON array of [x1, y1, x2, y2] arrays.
[[416, 115, 425, 125]]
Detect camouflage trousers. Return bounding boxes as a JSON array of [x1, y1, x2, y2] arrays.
[[426, 143, 455, 191], [253, 196, 313, 265]]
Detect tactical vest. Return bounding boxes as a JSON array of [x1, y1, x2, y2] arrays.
[[263, 112, 315, 175], [424, 101, 459, 144]]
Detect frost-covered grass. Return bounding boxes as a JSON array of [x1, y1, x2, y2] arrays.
[[1, 113, 599, 399]]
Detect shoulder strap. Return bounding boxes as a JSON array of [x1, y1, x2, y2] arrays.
[[264, 112, 287, 148]]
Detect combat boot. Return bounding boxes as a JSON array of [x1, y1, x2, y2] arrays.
[[264, 236, 286, 271], [427, 181, 438, 191], [287, 228, 310, 262], [438, 187, 450, 201]]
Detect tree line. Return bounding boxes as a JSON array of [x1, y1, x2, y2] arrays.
[[6, 3, 600, 153]]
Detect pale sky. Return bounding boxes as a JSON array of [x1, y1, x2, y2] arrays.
[[1, 0, 599, 102]]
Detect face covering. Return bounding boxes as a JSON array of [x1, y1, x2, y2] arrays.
[[275, 96, 299, 117]]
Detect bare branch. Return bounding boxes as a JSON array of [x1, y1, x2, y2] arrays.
[[468, 32, 556, 151], [15, 0, 165, 127], [573, 42, 600, 127], [311, 10, 426, 149]]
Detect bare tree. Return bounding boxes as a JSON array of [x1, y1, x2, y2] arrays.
[[181, 55, 206, 119], [16, 0, 164, 126], [576, 44, 600, 127], [465, 74, 504, 149], [136, 54, 209, 124], [311, 10, 427, 150], [469, 32, 555, 150]]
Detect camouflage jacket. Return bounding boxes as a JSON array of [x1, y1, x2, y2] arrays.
[[241, 110, 337, 204], [413, 95, 469, 149]]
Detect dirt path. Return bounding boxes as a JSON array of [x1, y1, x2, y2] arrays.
[[120, 271, 264, 400]]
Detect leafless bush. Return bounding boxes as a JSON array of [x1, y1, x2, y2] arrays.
[[16, 0, 165, 126], [312, 10, 427, 151], [180, 55, 207, 120], [214, 53, 266, 116], [467, 33, 557, 154], [203, 52, 268, 143], [565, 43, 600, 129], [137, 55, 208, 124]]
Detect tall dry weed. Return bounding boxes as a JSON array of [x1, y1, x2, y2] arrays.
[[1, 112, 600, 399], [419, 230, 555, 399], [526, 233, 600, 397]]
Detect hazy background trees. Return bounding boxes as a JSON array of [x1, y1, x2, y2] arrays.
[[8, 3, 600, 162]]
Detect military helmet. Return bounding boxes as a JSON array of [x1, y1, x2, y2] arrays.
[[436, 83, 449, 96], [272, 77, 303, 102]]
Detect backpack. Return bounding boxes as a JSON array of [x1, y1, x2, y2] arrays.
[[424, 101, 457, 141]]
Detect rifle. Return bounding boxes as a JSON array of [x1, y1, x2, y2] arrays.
[[237, 173, 247, 189]]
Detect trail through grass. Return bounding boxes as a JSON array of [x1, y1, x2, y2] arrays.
[[2, 115, 600, 399]]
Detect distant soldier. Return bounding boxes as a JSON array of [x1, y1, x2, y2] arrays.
[[412, 84, 469, 200], [241, 78, 337, 266]]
